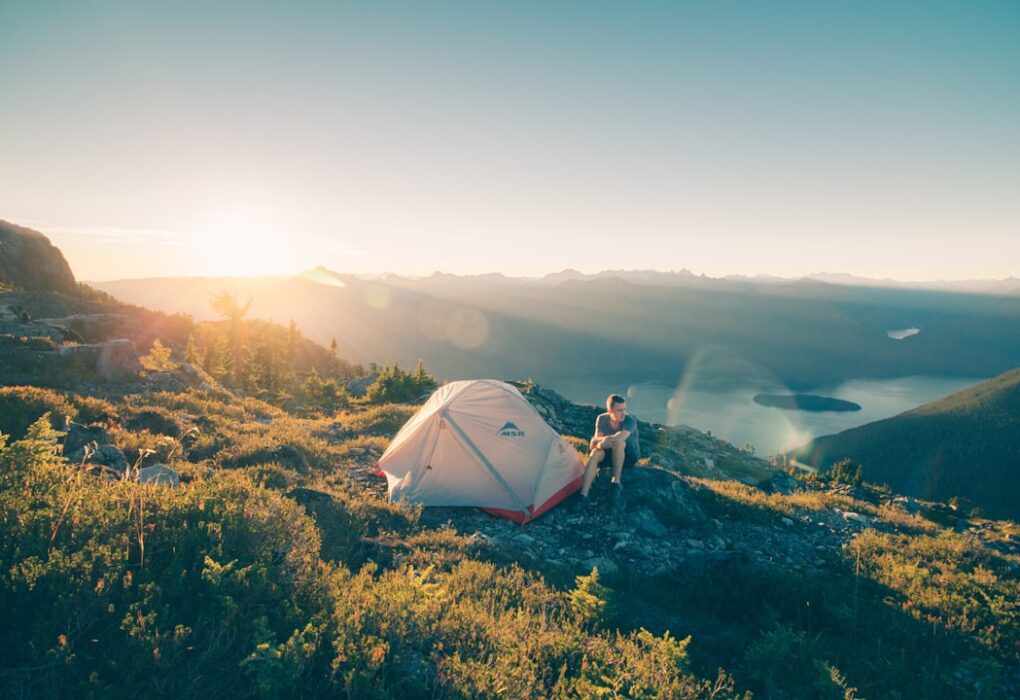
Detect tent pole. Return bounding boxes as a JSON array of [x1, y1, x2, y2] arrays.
[[443, 412, 531, 520]]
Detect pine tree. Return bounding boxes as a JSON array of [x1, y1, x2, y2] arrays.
[[413, 358, 438, 393], [211, 291, 251, 386], [184, 334, 202, 366], [285, 320, 299, 381], [202, 335, 228, 380], [328, 338, 339, 376], [141, 339, 174, 371]]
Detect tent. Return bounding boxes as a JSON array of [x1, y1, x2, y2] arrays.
[[378, 379, 585, 523]]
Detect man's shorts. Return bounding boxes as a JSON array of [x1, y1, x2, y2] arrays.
[[593, 444, 639, 470]]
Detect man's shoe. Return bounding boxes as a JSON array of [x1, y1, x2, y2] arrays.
[[609, 483, 626, 514], [568, 493, 591, 514]]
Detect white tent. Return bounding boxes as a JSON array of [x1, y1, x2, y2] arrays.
[[378, 379, 584, 523]]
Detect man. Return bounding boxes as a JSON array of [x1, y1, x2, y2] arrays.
[[579, 393, 640, 506]]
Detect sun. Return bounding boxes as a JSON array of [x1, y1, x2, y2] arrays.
[[195, 212, 300, 277]]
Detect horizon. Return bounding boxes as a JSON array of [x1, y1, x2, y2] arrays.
[[81, 261, 1019, 287], [2, 2, 1018, 281]]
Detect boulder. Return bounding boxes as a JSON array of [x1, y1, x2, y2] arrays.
[[624, 467, 706, 527], [178, 362, 215, 389], [0, 304, 31, 323], [96, 339, 141, 381], [63, 422, 112, 463], [138, 464, 180, 487], [57, 339, 141, 382], [91, 444, 130, 474], [633, 508, 668, 538], [760, 470, 804, 495], [580, 556, 619, 577]]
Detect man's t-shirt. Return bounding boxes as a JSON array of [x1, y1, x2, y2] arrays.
[[595, 413, 640, 457]]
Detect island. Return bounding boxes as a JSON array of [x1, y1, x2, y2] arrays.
[[753, 393, 862, 412]]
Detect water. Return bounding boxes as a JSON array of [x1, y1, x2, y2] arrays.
[[552, 375, 984, 454]]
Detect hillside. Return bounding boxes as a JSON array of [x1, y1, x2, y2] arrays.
[[0, 220, 79, 294], [93, 263, 1020, 389], [1, 226, 1018, 698], [791, 367, 1020, 520]]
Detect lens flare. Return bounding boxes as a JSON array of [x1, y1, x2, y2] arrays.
[[446, 307, 489, 348]]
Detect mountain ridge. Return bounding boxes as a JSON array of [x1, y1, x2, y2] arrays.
[[791, 366, 1020, 520]]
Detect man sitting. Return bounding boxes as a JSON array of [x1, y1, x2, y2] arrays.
[[579, 393, 640, 507]]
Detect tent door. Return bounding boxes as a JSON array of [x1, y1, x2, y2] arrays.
[[442, 411, 531, 519]]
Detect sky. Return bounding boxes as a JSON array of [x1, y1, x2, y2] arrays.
[[1, 0, 1018, 281]]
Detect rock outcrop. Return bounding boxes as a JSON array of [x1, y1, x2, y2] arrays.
[[0, 220, 78, 294], [513, 381, 772, 482], [57, 339, 142, 382]]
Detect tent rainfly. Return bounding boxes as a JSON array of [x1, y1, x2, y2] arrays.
[[377, 379, 585, 523]]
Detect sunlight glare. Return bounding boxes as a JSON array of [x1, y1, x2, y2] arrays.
[[196, 212, 300, 276]]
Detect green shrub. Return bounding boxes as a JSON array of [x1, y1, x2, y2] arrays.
[[242, 463, 302, 490], [0, 433, 324, 698], [826, 458, 863, 486], [364, 362, 437, 404], [122, 405, 183, 437], [69, 394, 119, 423], [336, 403, 416, 437], [0, 386, 73, 439]]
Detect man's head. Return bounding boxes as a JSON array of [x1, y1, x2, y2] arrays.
[[606, 394, 627, 420]]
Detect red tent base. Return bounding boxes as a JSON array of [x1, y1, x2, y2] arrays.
[[482, 475, 583, 525]]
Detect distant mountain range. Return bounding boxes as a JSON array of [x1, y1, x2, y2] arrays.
[[91, 264, 1020, 390], [791, 367, 1020, 520]]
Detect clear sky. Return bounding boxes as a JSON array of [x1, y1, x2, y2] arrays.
[[1, 1, 1017, 281]]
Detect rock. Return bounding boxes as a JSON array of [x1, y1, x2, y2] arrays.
[[96, 339, 142, 381], [63, 421, 111, 462], [87, 444, 129, 474], [781, 517, 794, 526], [57, 338, 141, 382], [760, 470, 803, 495], [842, 511, 872, 525], [513, 533, 536, 546], [633, 508, 668, 538], [581, 557, 619, 577], [138, 464, 180, 487], [0, 304, 31, 323], [0, 221, 79, 294]]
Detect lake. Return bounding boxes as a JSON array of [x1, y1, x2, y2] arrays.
[[551, 375, 984, 454]]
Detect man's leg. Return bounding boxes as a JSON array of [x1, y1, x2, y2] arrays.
[[580, 449, 604, 497], [610, 442, 626, 485]]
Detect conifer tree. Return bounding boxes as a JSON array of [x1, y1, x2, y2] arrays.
[[285, 320, 299, 381], [184, 334, 202, 366], [211, 291, 251, 386], [141, 338, 174, 371]]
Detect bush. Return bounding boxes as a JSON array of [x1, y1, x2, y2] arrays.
[[0, 386, 73, 439], [364, 362, 437, 404], [335, 404, 416, 438], [826, 458, 863, 486], [0, 433, 324, 698]]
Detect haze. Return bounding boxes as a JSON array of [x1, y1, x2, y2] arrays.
[[1, 1, 1017, 281]]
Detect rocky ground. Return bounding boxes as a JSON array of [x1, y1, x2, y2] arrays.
[[343, 382, 1020, 587]]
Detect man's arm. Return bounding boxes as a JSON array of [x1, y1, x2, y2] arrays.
[[593, 415, 634, 448], [597, 429, 630, 447]]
